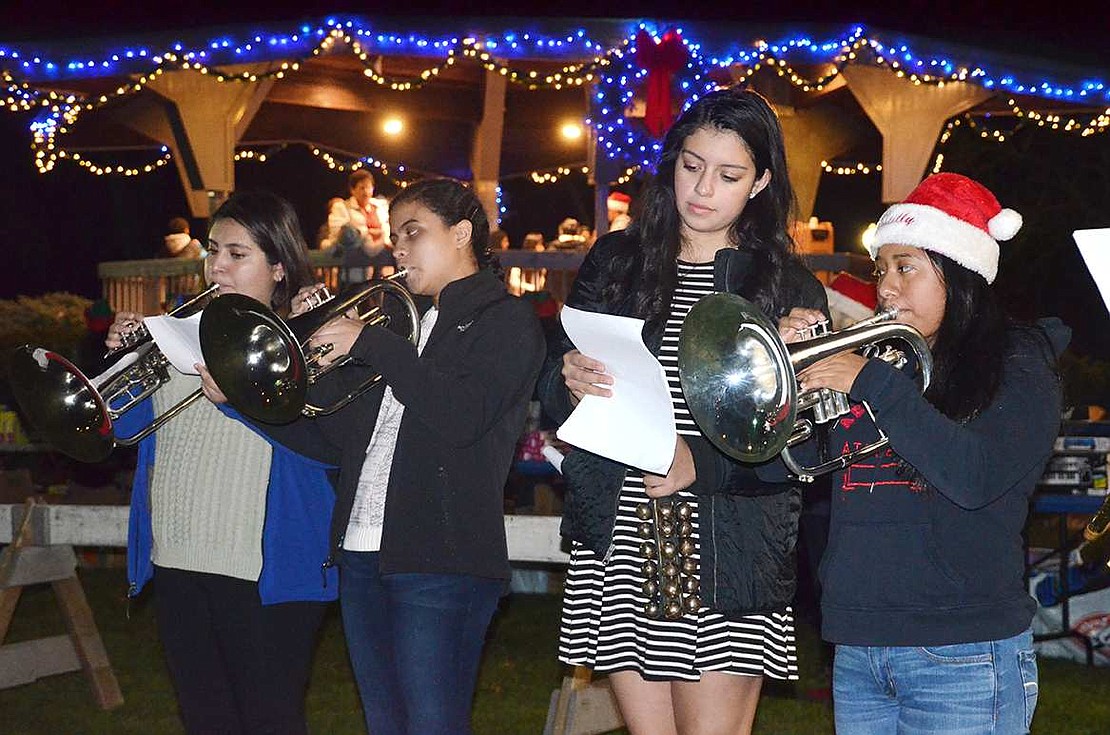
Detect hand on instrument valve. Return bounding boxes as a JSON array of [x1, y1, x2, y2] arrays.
[[561, 349, 613, 406], [644, 437, 696, 498], [290, 283, 331, 317], [307, 314, 363, 368], [105, 311, 144, 350], [797, 351, 868, 395], [777, 307, 826, 344], [195, 365, 229, 404]]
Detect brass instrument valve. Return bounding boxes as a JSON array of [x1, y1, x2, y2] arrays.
[[799, 319, 851, 424], [862, 343, 909, 370]]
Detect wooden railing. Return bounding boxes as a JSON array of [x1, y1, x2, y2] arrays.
[[98, 249, 870, 315], [98, 250, 588, 315]]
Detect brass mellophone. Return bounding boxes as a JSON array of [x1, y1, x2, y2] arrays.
[[791, 311, 917, 422], [8, 285, 219, 463], [678, 293, 933, 482], [199, 270, 420, 423], [1078, 494, 1110, 570]]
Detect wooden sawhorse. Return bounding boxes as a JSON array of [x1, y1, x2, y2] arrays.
[[543, 665, 624, 735], [0, 498, 123, 709]]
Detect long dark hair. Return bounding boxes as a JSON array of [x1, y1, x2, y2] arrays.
[[389, 178, 499, 275], [209, 191, 314, 311], [601, 87, 800, 322], [893, 252, 1057, 489], [921, 252, 1009, 422]]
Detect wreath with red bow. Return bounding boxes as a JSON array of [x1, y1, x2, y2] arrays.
[[635, 29, 689, 138], [591, 28, 716, 168]]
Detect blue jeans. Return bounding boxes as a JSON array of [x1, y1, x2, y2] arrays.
[[833, 628, 1038, 734], [339, 551, 505, 735]]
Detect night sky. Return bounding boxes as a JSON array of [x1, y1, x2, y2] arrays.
[[4, 1, 1104, 68]]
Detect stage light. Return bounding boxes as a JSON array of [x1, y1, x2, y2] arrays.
[[382, 117, 404, 136], [560, 122, 583, 141], [861, 222, 877, 251]]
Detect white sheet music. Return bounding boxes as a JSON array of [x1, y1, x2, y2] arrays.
[[541, 445, 566, 474], [555, 306, 677, 475], [143, 312, 204, 375], [1075, 229, 1110, 318]]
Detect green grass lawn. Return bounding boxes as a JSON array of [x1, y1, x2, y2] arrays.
[[2, 567, 1109, 734]]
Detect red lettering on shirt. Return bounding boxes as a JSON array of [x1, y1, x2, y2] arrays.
[[838, 444, 914, 494]]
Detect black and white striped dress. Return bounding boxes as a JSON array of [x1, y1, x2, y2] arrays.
[[558, 260, 798, 681]]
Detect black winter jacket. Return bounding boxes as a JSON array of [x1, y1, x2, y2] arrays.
[[255, 269, 545, 580], [537, 231, 828, 616]]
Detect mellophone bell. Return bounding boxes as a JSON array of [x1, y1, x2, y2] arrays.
[[198, 269, 419, 423], [677, 291, 933, 482], [8, 286, 218, 463]]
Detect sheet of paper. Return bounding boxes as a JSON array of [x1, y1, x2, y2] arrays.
[[556, 306, 677, 475], [1075, 229, 1110, 318], [541, 445, 565, 474], [143, 312, 204, 375], [88, 349, 141, 390]]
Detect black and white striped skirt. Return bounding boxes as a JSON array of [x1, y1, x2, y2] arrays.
[[558, 475, 798, 681]]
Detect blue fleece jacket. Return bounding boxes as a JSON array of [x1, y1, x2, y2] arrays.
[[119, 399, 338, 604]]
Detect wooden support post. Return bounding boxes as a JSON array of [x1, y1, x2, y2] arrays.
[[0, 583, 21, 643], [842, 65, 992, 202], [127, 65, 275, 218], [777, 103, 864, 221], [53, 575, 122, 709], [0, 498, 123, 709], [470, 67, 507, 225]]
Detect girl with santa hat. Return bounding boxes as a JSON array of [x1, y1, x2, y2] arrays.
[[776, 172, 1068, 734]]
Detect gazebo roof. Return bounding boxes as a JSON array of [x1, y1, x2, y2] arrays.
[[3, 16, 1106, 209]]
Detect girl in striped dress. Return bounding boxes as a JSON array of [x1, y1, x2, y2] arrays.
[[538, 88, 827, 734]]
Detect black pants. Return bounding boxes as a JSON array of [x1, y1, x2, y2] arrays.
[[153, 566, 329, 735]]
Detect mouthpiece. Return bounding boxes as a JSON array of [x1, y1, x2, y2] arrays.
[[849, 306, 900, 331]]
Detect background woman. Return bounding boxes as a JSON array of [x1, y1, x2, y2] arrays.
[[222, 177, 546, 735], [108, 190, 335, 735], [777, 172, 1068, 734], [537, 88, 827, 734]]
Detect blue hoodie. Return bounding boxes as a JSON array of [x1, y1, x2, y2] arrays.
[[763, 319, 1068, 646], [118, 398, 338, 604]]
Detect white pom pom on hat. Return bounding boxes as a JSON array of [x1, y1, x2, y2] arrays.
[[988, 207, 1023, 241], [867, 172, 1021, 284]]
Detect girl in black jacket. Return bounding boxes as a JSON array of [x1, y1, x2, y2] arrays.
[[538, 89, 827, 734], [205, 178, 545, 735]]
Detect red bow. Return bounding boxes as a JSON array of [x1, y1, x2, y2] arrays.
[[635, 29, 689, 138]]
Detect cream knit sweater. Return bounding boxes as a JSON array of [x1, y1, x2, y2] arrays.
[[149, 373, 272, 581]]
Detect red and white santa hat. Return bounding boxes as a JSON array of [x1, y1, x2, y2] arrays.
[[825, 271, 878, 327], [867, 172, 1021, 284], [607, 191, 631, 213]]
